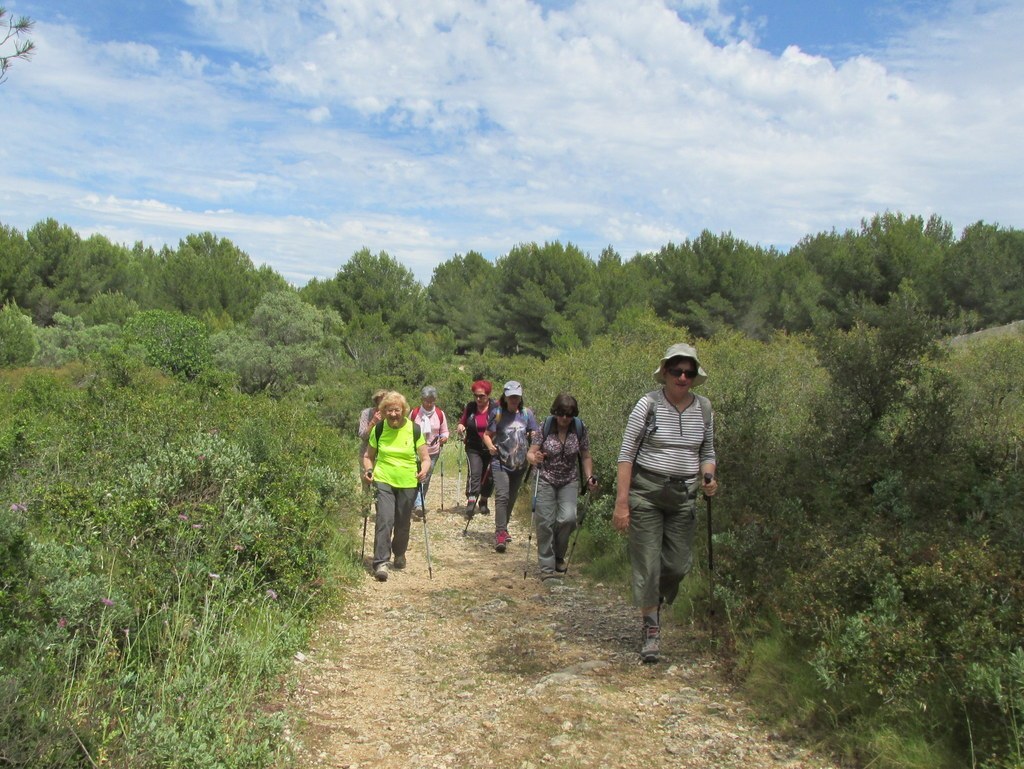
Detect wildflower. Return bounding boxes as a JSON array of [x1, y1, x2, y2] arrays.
[[57, 617, 68, 629], [209, 573, 220, 580], [198, 454, 206, 461], [9, 502, 27, 513], [101, 597, 115, 607], [232, 544, 245, 552], [265, 589, 278, 600], [178, 513, 189, 521], [192, 523, 203, 530]]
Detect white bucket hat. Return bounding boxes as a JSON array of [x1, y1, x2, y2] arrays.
[[653, 342, 708, 386]]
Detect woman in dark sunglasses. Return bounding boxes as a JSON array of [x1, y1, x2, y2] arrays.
[[527, 393, 597, 580], [613, 343, 718, 664]]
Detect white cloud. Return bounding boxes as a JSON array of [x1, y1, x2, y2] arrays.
[[2, 0, 1022, 285]]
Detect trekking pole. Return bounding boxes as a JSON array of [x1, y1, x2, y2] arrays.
[[703, 472, 714, 617], [523, 467, 539, 579], [420, 481, 433, 579], [462, 463, 490, 537], [562, 485, 588, 577], [457, 438, 464, 506], [359, 479, 373, 563], [439, 453, 445, 512]]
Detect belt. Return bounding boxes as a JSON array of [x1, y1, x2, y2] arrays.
[[635, 467, 696, 485]]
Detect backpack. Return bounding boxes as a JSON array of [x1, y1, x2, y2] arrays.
[[374, 419, 422, 445], [541, 415, 588, 488], [410, 406, 445, 447], [410, 406, 445, 427], [490, 405, 534, 471], [636, 389, 713, 461]]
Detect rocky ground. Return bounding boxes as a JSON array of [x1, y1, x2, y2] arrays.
[[286, 468, 840, 769]]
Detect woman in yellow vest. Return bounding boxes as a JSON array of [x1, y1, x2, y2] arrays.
[[363, 391, 431, 581]]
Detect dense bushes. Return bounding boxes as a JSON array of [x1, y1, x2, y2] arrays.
[[0, 364, 356, 768], [522, 317, 1024, 768]]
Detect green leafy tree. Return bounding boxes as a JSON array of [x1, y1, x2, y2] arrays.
[[211, 291, 343, 394], [0, 7, 33, 84], [302, 249, 424, 337], [122, 310, 211, 379], [490, 241, 600, 357], [592, 246, 651, 330], [155, 233, 288, 323], [0, 222, 32, 309], [424, 251, 497, 353], [23, 219, 82, 325], [943, 222, 1024, 327], [81, 291, 140, 326], [766, 248, 830, 332], [0, 302, 36, 366]]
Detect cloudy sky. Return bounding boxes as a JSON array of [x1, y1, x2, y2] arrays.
[[2, 0, 1021, 285]]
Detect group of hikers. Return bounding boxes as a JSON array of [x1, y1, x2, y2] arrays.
[[357, 342, 718, 664]]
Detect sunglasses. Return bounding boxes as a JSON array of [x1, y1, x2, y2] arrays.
[[666, 367, 698, 379], [553, 411, 573, 418], [474, 393, 489, 398]]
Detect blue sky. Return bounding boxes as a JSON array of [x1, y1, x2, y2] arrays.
[[2, 0, 1021, 285]]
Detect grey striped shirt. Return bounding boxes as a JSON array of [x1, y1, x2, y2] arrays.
[[617, 390, 716, 478]]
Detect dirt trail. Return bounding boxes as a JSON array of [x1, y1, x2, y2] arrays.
[[288, 468, 838, 769]]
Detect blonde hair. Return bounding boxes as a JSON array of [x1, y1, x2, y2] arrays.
[[371, 388, 388, 406], [377, 390, 409, 414]]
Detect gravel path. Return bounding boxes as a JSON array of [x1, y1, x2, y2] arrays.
[[288, 464, 839, 769]]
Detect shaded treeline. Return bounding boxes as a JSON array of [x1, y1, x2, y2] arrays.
[[3, 212, 1023, 357]]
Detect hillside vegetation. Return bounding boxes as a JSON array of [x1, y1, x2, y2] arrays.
[[1, 210, 1023, 768]]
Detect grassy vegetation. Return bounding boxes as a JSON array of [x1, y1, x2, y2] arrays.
[[0, 363, 360, 768]]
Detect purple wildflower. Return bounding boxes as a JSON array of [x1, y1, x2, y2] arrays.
[[178, 513, 189, 521], [265, 589, 278, 600], [9, 502, 27, 513], [192, 523, 203, 530], [57, 617, 68, 629], [101, 597, 115, 607]]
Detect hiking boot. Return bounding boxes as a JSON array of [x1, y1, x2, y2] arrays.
[[479, 500, 490, 515], [466, 497, 476, 510], [540, 570, 561, 582], [412, 506, 424, 521], [640, 619, 660, 663], [494, 530, 510, 553], [555, 558, 567, 573], [393, 554, 407, 570], [374, 562, 389, 582]]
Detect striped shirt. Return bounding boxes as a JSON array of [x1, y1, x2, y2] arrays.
[[617, 390, 715, 478]]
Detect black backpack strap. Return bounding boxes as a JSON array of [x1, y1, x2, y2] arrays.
[[375, 420, 422, 443]]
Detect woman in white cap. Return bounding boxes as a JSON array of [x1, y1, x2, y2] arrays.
[[613, 343, 718, 663], [482, 381, 540, 553]]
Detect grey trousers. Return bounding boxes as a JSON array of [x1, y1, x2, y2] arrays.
[[491, 465, 528, 534], [535, 478, 578, 573], [627, 468, 698, 608], [373, 483, 416, 568]]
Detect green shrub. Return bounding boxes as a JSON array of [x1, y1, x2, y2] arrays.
[[0, 302, 37, 366], [123, 310, 211, 380]]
